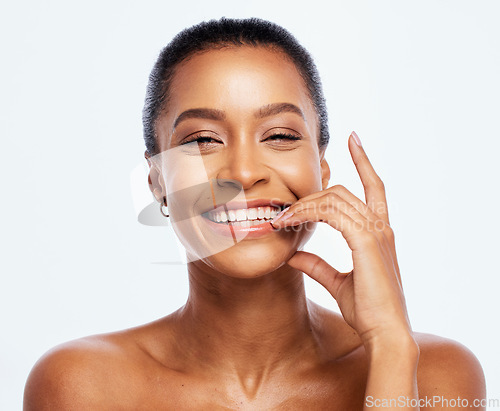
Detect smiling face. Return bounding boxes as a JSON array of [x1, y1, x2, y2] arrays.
[[149, 45, 330, 277]]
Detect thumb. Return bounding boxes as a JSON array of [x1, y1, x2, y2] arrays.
[[287, 251, 348, 301]]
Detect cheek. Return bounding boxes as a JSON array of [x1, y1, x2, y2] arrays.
[[275, 152, 323, 198], [149, 146, 208, 194], [155, 150, 213, 227]]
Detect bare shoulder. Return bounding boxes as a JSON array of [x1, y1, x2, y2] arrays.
[[24, 335, 127, 409], [414, 332, 486, 403], [307, 302, 487, 403], [23, 314, 181, 410]]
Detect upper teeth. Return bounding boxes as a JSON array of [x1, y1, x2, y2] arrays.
[[205, 206, 281, 223]]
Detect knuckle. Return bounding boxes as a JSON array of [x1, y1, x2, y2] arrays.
[[372, 218, 387, 233], [374, 201, 388, 216], [331, 184, 347, 193], [373, 177, 385, 191], [369, 218, 394, 241], [326, 191, 338, 200], [309, 258, 323, 276], [324, 192, 338, 208], [384, 224, 394, 238]]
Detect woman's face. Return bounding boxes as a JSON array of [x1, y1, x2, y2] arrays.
[[151, 46, 329, 278]]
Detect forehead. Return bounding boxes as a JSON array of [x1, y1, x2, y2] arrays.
[[161, 46, 317, 129]]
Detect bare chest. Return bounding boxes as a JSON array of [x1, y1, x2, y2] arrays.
[[123, 360, 368, 410]]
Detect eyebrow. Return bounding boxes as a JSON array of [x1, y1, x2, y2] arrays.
[[255, 102, 305, 121], [172, 102, 305, 130]]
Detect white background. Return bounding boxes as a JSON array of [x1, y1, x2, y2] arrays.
[[1, 0, 499, 408]]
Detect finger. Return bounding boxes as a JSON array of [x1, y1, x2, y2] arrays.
[[326, 185, 400, 283], [275, 194, 401, 287], [272, 191, 367, 234], [348, 132, 390, 225], [271, 193, 381, 255], [287, 251, 349, 301], [326, 185, 380, 224], [276, 185, 393, 252]]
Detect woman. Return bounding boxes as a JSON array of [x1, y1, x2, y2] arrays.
[[24, 17, 486, 409]]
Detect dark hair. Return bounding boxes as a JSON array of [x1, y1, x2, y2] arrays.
[[142, 17, 330, 155]]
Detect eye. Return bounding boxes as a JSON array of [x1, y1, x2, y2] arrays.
[[264, 133, 301, 142], [262, 133, 302, 150], [180, 135, 223, 151]]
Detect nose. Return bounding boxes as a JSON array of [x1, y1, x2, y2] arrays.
[[216, 140, 270, 190]]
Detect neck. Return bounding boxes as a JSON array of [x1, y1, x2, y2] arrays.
[[174, 260, 319, 394]]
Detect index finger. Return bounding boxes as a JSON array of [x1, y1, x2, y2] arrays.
[[348, 131, 390, 225]]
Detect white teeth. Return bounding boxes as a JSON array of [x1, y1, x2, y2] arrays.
[[205, 206, 283, 224], [235, 209, 247, 221], [248, 208, 258, 220]]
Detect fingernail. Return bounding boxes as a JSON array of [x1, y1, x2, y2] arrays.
[[350, 131, 362, 147], [272, 207, 292, 225], [275, 206, 290, 220]]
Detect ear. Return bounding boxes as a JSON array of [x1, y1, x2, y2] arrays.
[[144, 150, 166, 205], [319, 150, 330, 190]]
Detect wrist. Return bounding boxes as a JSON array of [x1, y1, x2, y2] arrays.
[[364, 330, 420, 363]]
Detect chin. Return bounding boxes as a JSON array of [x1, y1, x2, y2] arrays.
[[187, 223, 317, 279], [207, 247, 293, 278]]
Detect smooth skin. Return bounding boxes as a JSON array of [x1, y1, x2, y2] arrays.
[[24, 46, 486, 410]]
